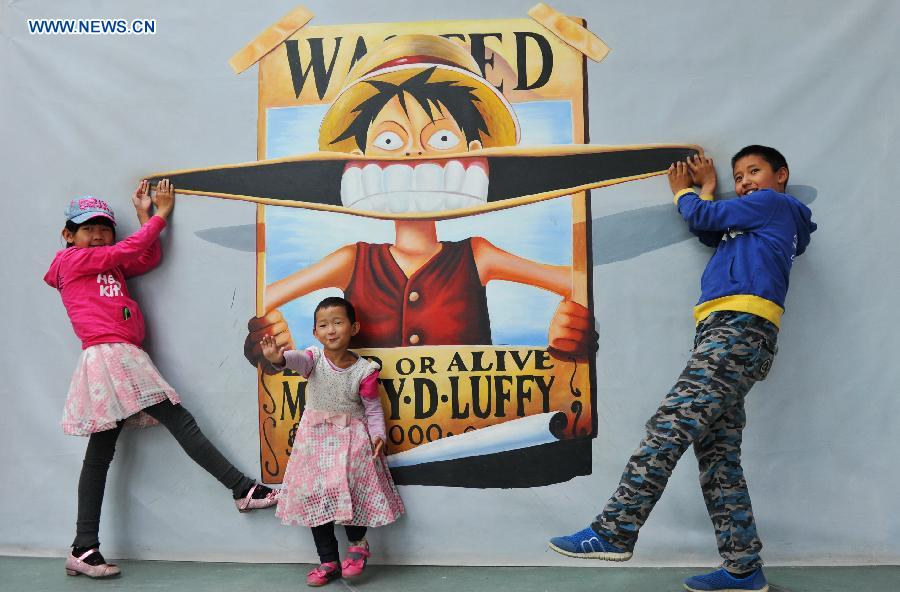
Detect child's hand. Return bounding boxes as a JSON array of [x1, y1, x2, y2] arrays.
[[152, 179, 176, 219], [371, 437, 384, 458], [687, 153, 717, 196], [132, 180, 152, 223], [667, 160, 694, 194], [259, 335, 287, 366]]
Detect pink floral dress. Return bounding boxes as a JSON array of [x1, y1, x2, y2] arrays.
[[274, 347, 404, 527], [62, 343, 181, 435]]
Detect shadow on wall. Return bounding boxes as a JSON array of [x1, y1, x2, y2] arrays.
[[194, 185, 817, 265], [591, 185, 817, 265]]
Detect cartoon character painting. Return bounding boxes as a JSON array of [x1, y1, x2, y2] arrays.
[[243, 35, 592, 361], [147, 11, 699, 487]]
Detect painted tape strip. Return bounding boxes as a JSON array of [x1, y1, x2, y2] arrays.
[[528, 2, 610, 63], [229, 6, 314, 74]]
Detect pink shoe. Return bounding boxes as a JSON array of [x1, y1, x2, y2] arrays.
[[306, 561, 341, 587], [235, 482, 278, 512], [341, 541, 370, 579], [65, 548, 121, 578]]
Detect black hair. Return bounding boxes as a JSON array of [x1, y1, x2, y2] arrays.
[[731, 145, 789, 182], [331, 66, 489, 151], [314, 296, 357, 325], [63, 216, 116, 247]]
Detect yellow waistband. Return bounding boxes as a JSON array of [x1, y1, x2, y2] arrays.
[[693, 294, 783, 328]]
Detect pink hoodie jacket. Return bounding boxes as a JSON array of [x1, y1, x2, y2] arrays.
[[44, 216, 167, 350]]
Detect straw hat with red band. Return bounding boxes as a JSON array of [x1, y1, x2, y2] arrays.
[[319, 34, 520, 152]]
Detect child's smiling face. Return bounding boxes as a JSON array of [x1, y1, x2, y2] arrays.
[[64, 220, 115, 248], [313, 305, 360, 352], [732, 154, 788, 196]]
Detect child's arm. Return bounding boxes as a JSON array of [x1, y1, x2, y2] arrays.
[[360, 370, 386, 457], [260, 335, 314, 376], [677, 188, 778, 232], [694, 230, 724, 248], [121, 180, 163, 278], [667, 159, 722, 247], [62, 179, 175, 277], [61, 217, 167, 276], [669, 159, 776, 232]]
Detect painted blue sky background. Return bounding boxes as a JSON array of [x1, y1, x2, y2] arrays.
[[266, 100, 574, 346]]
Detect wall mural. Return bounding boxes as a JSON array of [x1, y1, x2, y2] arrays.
[[149, 4, 698, 488]]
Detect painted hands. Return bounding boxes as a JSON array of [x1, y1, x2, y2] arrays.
[[548, 300, 597, 360], [245, 309, 296, 373]]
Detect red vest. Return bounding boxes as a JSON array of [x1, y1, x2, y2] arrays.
[[345, 240, 492, 348]]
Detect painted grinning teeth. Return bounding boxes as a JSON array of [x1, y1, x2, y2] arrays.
[[388, 193, 409, 213], [443, 160, 465, 193], [340, 159, 489, 213], [340, 166, 363, 204], [461, 165, 488, 198], [363, 164, 382, 196], [383, 164, 411, 195], [369, 193, 387, 211], [414, 163, 443, 192], [445, 193, 463, 210]]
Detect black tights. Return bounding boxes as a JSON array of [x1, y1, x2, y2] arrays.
[[310, 523, 368, 563], [73, 400, 254, 548]]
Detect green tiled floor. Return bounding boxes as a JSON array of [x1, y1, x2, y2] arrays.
[[2, 557, 897, 592]]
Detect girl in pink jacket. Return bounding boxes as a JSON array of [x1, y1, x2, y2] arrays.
[[45, 180, 276, 579]]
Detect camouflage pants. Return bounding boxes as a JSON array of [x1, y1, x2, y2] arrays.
[[592, 311, 778, 572]]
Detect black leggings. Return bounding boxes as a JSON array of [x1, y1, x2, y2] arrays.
[[73, 400, 254, 548], [310, 523, 368, 563]]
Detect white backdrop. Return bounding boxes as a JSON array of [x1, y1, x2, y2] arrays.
[[2, 0, 899, 566]]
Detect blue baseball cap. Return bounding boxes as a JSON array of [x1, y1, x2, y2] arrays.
[[65, 196, 116, 225]]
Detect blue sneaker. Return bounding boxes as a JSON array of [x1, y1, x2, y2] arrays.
[[548, 527, 632, 560], [683, 567, 768, 592]]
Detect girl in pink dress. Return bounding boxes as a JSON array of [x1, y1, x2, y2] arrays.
[[45, 180, 277, 579], [260, 296, 404, 587]]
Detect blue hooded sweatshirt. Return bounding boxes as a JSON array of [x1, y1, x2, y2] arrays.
[[674, 188, 816, 327]]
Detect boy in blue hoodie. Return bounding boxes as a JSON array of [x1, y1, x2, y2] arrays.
[[548, 145, 816, 592]]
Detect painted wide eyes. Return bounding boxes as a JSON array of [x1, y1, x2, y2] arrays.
[[372, 130, 404, 151], [426, 129, 460, 150]]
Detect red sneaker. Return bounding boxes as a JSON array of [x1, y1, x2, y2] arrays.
[[306, 561, 341, 587], [341, 541, 370, 579]]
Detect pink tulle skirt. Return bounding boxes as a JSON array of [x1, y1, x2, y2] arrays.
[[61, 343, 181, 436], [276, 409, 404, 528]]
